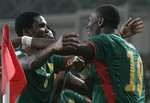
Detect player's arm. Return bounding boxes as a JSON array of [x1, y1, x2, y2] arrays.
[[51, 71, 91, 103], [65, 74, 91, 98], [58, 56, 91, 97], [54, 35, 94, 61], [11, 37, 55, 49], [120, 18, 144, 38], [51, 71, 69, 103], [19, 34, 80, 70], [22, 18, 144, 49]]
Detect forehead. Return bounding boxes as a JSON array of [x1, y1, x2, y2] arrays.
[[33, 16, 47, 25], [89, 12, 98, 20]]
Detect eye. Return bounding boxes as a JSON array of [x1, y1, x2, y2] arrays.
[[39, 23, 46, 28], [47, 25, 51, 30]]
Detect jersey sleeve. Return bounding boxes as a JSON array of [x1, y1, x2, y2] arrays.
[[66, 72, 74, 80], [50, 55, 69, 72], [86, 34, 111, 62]]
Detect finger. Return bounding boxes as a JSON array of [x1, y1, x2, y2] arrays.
[[134, 28, 143, 34], [134, 30, 143, 34], [124, 18, 132, 26], [63, 33, 79, 38], [63, 42, 79, 47], [63, 37, 81, 43], [134, 25, 144, 30], [128, 18, 142, 26], [133, 21, 144, 27]]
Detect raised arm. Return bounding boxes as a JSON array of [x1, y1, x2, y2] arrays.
[[53, 35, 94, 60], [19, 34, 80, 70], [120, 18, 144, 38], [51, 71, 69, 103], [65, 74, 91, 98], [11, 37, 56, 49]]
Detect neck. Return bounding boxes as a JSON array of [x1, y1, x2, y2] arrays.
[[99, 27, 117, 34]]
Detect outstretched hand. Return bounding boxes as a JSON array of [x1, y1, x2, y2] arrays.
[[53, 32, 81, 52], [120, 18, 144, 38]]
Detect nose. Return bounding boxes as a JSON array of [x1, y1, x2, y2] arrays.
[[45, 27, 50, 33], [45, 29, 54, 38]]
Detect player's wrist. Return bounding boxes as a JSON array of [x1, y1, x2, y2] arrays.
[[21, 36, 33, 47]]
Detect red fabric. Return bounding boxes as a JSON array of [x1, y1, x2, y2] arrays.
[[92, 60, 116, 103], [2, 25, 27, 103], [85, 39, 116, 103]]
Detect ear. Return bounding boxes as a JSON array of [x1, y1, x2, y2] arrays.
[[98, 17, 104, 27], [22, 28, 32, 36]]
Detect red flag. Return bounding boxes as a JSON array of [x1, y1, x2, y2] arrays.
[[2, 25, 27, 103]]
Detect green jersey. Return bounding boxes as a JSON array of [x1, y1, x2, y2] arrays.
[[86, 34, 145, 103], [15, 49, 66, 103], [59, 89, 91, 103]]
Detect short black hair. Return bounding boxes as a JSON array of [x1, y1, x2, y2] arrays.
[[15, 11, 40, 37], [95, 4, 120, 29]]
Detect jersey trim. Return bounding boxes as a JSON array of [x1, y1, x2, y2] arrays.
[[67, 75, 75, 83], [85, 40, 96, 60], [92, 60, 116, 103]]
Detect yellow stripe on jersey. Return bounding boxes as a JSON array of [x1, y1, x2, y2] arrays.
[[68, 99, 75, 103], [54, 73, 58, 80], [48, 63, 54, 71]]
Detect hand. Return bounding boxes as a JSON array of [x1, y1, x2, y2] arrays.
[[53, 32, 81, 52], [120, 18, 144, 38], [65, 56, 85, 72]]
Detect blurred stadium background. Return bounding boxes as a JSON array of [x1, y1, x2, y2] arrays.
[[0, 0, 150, 102]]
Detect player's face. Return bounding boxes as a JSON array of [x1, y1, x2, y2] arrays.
[[31, 16, 54, 39], [87, 12, 99, 37]]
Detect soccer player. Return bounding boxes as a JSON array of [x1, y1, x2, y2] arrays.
[[53, 4, 145, 103], [14, 11, 90, 103]]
